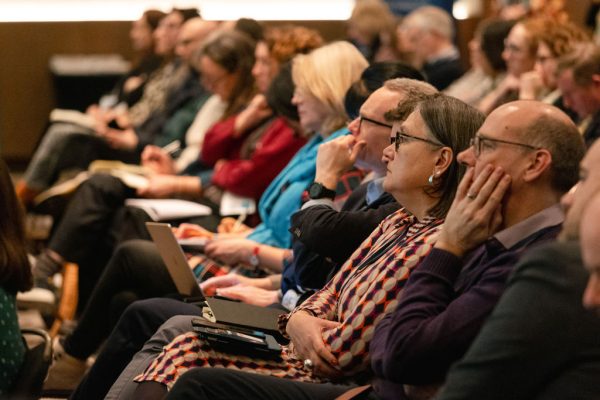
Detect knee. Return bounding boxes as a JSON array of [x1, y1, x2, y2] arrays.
[[168, 368, 220, 399]]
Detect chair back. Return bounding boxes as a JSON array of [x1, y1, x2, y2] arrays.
[[7, 328, 53, 400]]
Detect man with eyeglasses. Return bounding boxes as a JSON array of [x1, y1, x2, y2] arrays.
[[367, 100, 584, 399], [434, 132, 600, 400], [278, 78, 437, 309]]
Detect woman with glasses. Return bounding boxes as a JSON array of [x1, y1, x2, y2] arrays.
[[478, 17, 545, 114], [129, 93, 484, 399]]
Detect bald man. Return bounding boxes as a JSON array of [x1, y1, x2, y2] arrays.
[[435, 125, 600, 400]]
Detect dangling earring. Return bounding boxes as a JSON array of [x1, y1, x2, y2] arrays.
[[428, 170, 439, 186], [428, 174, 434, 185]]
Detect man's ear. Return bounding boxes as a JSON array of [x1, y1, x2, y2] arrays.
[[523, 148, 552, 183], [434, 147, 453, 176]]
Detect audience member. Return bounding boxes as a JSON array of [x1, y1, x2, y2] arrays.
[[582, 192, 600, 311], [108, 9, 166, 108], [398, 6, 464, 90], [0, 160, 32, 396], [519, 19, 591, 108], [557, 42, 600, 147], [435, 138, 599, 400], [347, 0, 399, 62], [478, 17, 542, 114], [344, 62, 426, 120], [445, 18, 515, 106]]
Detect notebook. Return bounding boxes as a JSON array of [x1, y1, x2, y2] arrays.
[[145, 222, 284, 336]]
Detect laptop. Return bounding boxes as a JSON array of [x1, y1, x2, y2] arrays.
[[146, 222, 285, 336]]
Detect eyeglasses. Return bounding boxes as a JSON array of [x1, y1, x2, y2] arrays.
[[390, 130, 443, 151], [504, 39, 525, 54], [359, 115, 393, 130], [470, 135, 541, 157]]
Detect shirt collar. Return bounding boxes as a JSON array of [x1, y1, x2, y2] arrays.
[[427, 46, 459, 64], [493, 203, 564, 249]]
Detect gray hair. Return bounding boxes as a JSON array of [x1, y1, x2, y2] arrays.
[[401, 6, 455, 40]]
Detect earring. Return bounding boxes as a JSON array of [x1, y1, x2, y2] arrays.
[[428, 170, 440, 186]]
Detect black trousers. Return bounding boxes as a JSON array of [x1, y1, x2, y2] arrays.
[[70, 297, 202, 400], [64, 240, 180, 361], [166, 368, 371, 400], [48, 174, 153, 308]]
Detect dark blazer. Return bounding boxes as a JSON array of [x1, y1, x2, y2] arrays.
[[281, 182, 399, 299], [436, 241, 600, 400]]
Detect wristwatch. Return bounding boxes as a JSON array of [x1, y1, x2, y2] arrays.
[[308, 182, 336, 200], [249, 245, 261, 268]]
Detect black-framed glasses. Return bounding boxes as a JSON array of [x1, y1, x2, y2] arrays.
[[390, 131, 443, 151], [470, 135, 541, 157], [359, 115, 393, 130]]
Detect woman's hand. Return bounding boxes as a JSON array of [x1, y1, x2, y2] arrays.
[[435, 165, 511, 257], [141, 145, 176, 174], [200, 273, 262, 295], [217, 217, 252, 234], [204, 238, 255, 266], [136, 175, 180, 198], [216, 286, 280, 306], [287, 311, 342, 379], [102, 128, 139, 150], [174, 223, 214, 239], [234, 94, 273, 136]]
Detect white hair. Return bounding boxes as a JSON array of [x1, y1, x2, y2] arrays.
[[402, 6, 455, 40]]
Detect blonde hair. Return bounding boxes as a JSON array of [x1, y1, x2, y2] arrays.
[[292, 41, 368, 135]]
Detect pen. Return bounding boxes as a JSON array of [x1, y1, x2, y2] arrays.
[[232, 212, 247, 232], [162, 140, 181, 156]]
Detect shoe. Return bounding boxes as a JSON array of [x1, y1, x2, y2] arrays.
[[15, 181, 40, 209], [43, 338, 87, 396]]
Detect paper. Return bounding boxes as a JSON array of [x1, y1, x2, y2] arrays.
[[125, 199, 212, 221], [219, 191, 256, 216]]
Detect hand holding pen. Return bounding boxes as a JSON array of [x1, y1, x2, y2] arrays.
[[141, 140, 181, 174]]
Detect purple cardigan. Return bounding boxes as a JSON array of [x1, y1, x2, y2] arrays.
[[370, 205, 564, 400]]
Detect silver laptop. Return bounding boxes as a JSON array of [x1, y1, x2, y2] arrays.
[[146, 222, 284, 334]]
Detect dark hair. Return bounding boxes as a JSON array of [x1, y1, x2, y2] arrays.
[[143, 9, 166, 31], [199, 30, 257, 119], [417, 94, 485, 218], [480, 19, 516, 72], [173, 7, 201, 22], [266, 62, 299, 122], [234, 18, 264, 42], [344, 62, 425, 119], [0, 160, 32, 293]]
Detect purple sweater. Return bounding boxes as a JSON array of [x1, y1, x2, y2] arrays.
[[370, 205, 564, 400]]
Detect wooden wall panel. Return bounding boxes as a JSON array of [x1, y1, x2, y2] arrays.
[[0, 21, 133, 163]]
